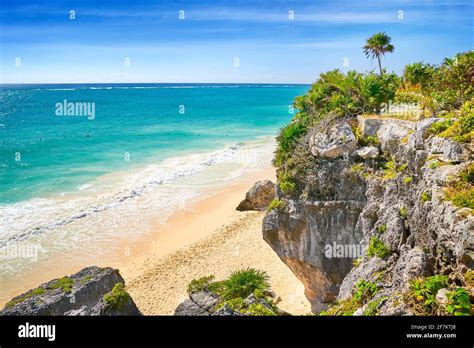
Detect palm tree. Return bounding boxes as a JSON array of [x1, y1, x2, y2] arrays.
[[363, 32, 394, 74]]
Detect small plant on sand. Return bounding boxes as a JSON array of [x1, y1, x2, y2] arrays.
[[221, 268, 270, 300]]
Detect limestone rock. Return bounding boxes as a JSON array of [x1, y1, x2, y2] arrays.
[[174, 299, 210, 316], [0, 266, 141, 316], [428, 136, 472, 162], [237, 180, 275, 211], [264, 117, 473, 315], [356, 146, 380, 160], [309, 122, 357, 158]]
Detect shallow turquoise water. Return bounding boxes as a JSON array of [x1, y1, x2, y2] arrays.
[[0, 84, 309, 204]]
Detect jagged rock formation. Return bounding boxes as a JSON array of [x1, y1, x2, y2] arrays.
[[263, 115, 473, 313], [236, 180, 275, 211], [174, 291, 278, 316], [1, 266, 141, 316]]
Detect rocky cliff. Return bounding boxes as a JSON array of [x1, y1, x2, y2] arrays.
[[1, 266, 141, 315], [263, 115, 473, 314]]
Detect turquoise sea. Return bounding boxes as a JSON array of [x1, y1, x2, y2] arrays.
[[0, 83, 308, 284]]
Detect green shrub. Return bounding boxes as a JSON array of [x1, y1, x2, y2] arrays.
[[351, 163, 364, 172], [221, 268, 270, 300], [103, 283, 131, 310], [428, 119, 454, 135], [267, 199, 286, 211], [376, 224, 387, 234], [399, 206, 408, 220], [319, 297, 360, 316], [403, 176, 413, 184], [406, 275, 449, 315], [459, 164, 474, 184], [363, 296, 388, 316], [366, 236, 391, 259], [464, 270, 474, 286], [279, 180, 297, 195], [438, 100, 474, 143], [241, 303, 277, 316], [421, 191, 432, 203], [445, 288, 471, 316], [445, 186, 474, 210], [187, 275, 215, 294], [382, 160, 407, 180], [274, 122, 307, 167], [354, 280, 378, 303]]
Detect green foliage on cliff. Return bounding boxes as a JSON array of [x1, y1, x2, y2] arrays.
[[437, 100, 474, 143], [103, 282, 131, 310], [366, 236, 391, 259], [189, 268, 279, 316], [445, 288, 471, 316], [273, 121, 307, 167], [6, 287, 46, 308], [354, 280, 378, 303], [444, 163, 474, 210], [187, 275, 217, 294], [49, 276, 74, 293], [320, 279, 379, 316], [421, 191, 432, 203], [267, 198, 286, 211], [279, 179, 297, 195], [406, 275, 449, 315]]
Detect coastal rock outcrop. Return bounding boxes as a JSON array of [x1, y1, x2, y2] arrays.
[[0, 266, 141, 316], [263, 117, 473, 314], [236, 180, 275, 211], [309, 122, 357, 158]]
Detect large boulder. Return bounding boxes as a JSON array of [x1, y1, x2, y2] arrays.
[[309, 122, 357, 158], [0, 266, 141, 316], [236, 180, 275, 211]]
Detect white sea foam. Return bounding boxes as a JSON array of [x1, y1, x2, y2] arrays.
[[0, 138, 275, 278]]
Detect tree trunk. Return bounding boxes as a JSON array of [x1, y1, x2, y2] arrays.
[[377, 55, 383, 75]]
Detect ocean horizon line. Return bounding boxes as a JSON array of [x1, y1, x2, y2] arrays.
[[0, 82, 311, 86]]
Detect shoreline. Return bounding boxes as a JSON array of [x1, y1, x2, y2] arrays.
[[0, 161, 311, 314], [118, 165, 310, 315]]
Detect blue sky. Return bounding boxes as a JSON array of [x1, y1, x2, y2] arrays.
[[0, 0, 472, 83]]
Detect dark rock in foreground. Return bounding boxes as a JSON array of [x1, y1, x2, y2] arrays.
[[1, 266, 141, 316], [236, 180, 275, 211]]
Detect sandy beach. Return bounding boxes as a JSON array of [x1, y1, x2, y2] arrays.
[[0, 163, 310, 315], [119, 166, 311, 315]]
